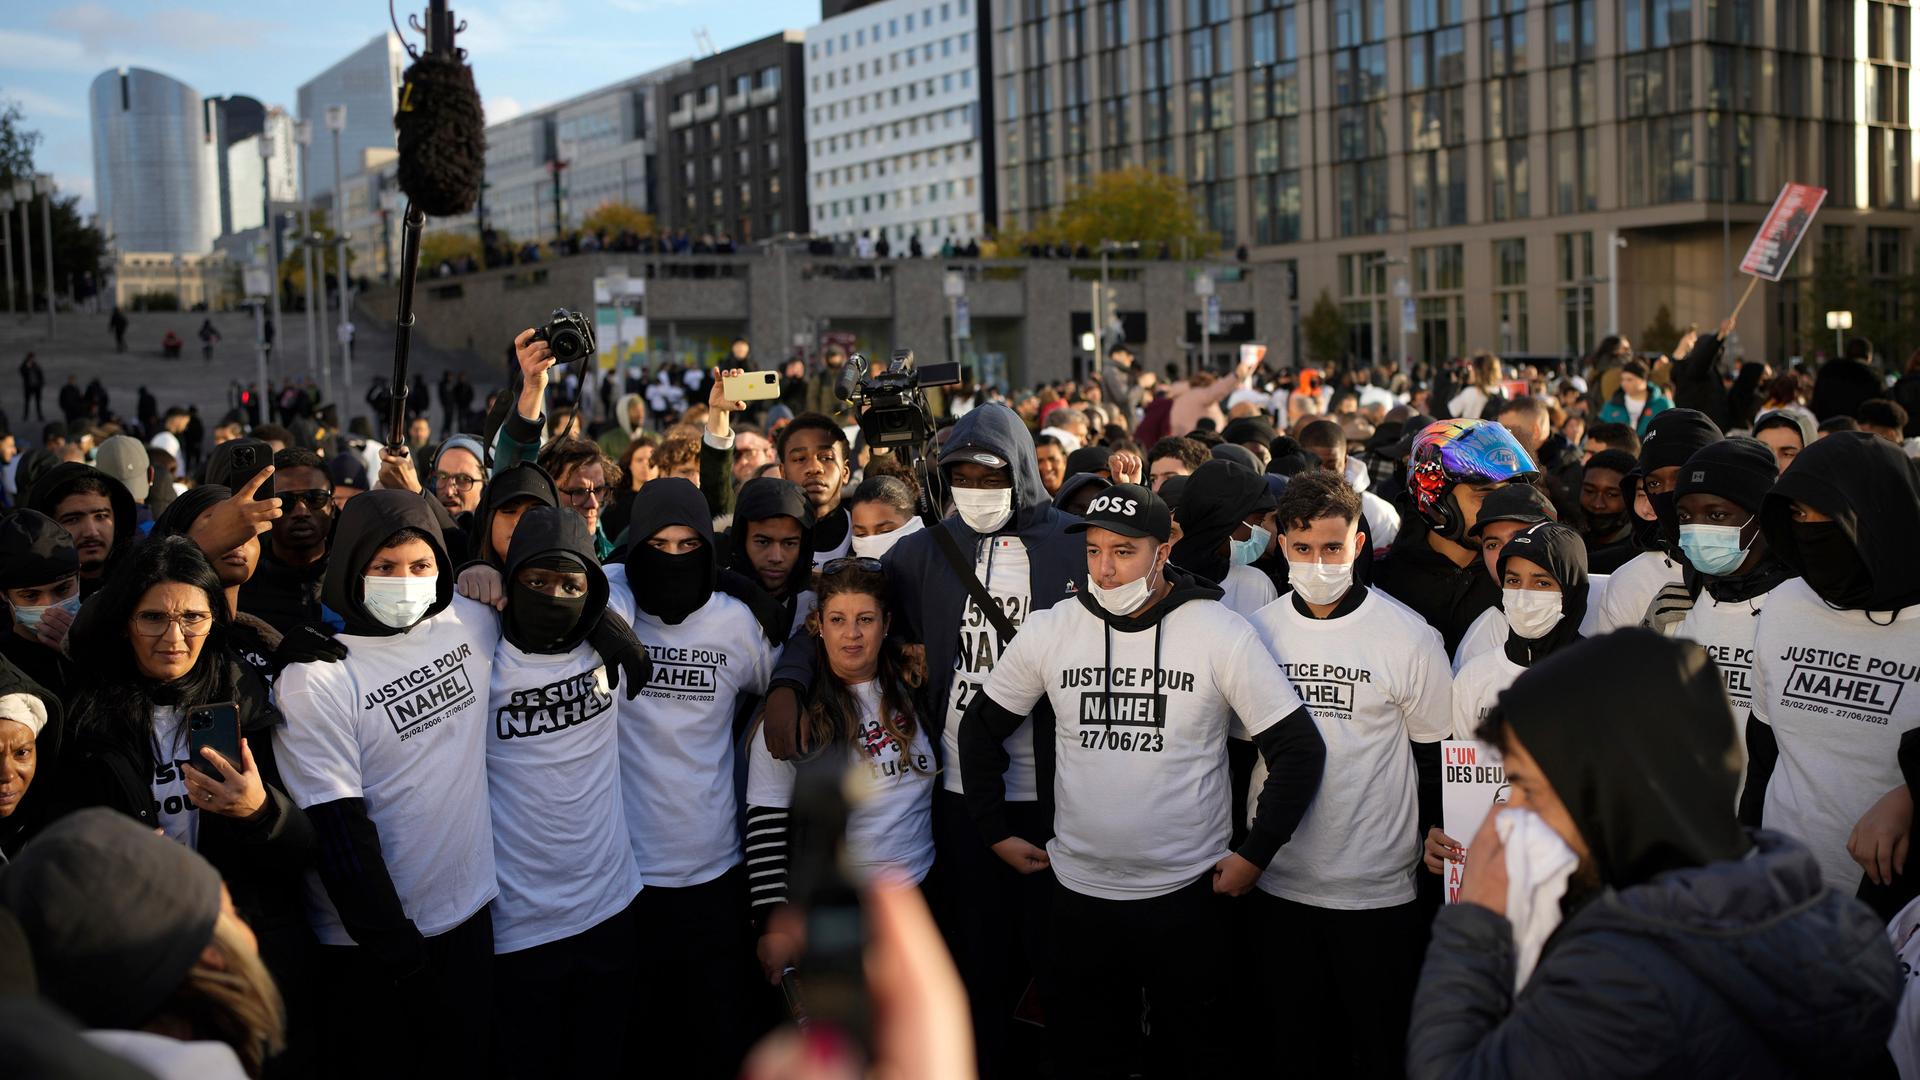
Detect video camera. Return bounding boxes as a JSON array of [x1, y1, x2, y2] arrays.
[[834, 348, 961, 459]]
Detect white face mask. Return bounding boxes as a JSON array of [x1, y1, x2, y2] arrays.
[[1502, 587, 1564, 640], [1089, 555, 1161, 617], [363, 574, 438, 629], [849, 515, 925, 559], [1287, 559, 1353, 607], [951, 486, 1014, 534], [12, 593, 81, 630], [1495, 807, 1580, 992]]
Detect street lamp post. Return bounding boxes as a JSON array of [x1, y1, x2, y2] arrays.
[[35, 176, 53, 339], [295, 120, 323, 400], [0, 193, 13, 315], [14, 181, 34, 328], [259, 139, 282, 386], [326, 105, 355, 418], [1826, 310, 1853, 357]]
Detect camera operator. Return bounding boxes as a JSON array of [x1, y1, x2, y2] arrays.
[[763, 401, 1084, 1078]]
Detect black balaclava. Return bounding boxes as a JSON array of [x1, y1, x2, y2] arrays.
[[1761, 430, 1920, 612], [1171, 459, 1273, 586], [1498, 628, 1752, 891], [1631, 409, 1723, 556], [502, 506, 608, 654], [1495, 520, 1589, 666], [1579, 449, 1639, 538], [624, 477, 718, 624]]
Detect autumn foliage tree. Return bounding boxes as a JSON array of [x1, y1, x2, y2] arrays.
[[581, 201, 655, 238], [1007, 168, 1219, 253]]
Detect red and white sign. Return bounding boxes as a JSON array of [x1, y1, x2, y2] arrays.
[[1441, 739, 1509, 904], [1739, 183, 1828, 282]]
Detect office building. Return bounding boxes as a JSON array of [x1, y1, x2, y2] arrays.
[[296, 31, 407, 200], [88, 67, 221, 255], [659, 31, 810, 240], [205, 95, 265, 237], [475, 63, 688, 245], [224, 107, 299, 235], [989, 0, 1920, 366], [805, 0, 988, 245]]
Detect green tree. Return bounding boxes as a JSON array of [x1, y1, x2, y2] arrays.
[[1007, 168, 1220, 253], [1639, 303, 1684, 355], [0, 94, 109, 310], [1801, 252, 1916, 363], [278, 210, 354, 294], [1302, 290, 1348, 370]]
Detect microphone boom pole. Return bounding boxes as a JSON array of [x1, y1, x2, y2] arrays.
[[387, 202, 425, 450]]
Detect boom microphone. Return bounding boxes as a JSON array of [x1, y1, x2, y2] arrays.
[[393, 29, 485, 216]]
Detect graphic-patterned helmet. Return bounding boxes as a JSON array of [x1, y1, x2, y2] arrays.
[[1407, 419, 1538, 539]]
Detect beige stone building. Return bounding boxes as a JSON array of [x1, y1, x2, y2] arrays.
[[989, 0, 1920, 369]]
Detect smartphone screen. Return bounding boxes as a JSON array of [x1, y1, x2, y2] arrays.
[[186, 702, 242, 779]]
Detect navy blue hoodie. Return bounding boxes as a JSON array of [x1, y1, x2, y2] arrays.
[[772, 403, 1085, 754]]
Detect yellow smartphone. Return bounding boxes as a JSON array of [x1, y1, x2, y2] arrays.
[[722, 370, 782, 401]]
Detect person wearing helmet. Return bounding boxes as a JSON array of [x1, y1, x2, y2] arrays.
[[1372, 418, 1540, 654]]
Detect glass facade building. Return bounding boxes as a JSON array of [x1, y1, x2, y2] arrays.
[[88, 67, 221, 255]]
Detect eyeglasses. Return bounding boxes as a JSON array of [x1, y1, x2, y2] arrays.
[[560, 484, 614, 505], [131, 610, 213, 638], [280, 489, 334, 510], [821, 556, 883, 576], [432, 472, 483, 494]]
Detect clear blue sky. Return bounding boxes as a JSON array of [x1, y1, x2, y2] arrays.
[[0, 0, 801, 213]]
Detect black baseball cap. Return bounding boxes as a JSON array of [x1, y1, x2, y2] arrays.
[[1065, 482, 1172, 542], [1467, 483, 1555, 537]]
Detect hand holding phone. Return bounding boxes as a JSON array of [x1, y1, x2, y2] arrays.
[[183, 704, 267, 819], [722, 370, 783, 402]]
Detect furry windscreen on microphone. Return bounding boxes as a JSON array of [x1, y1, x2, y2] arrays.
[[394, 52, 486, 217]]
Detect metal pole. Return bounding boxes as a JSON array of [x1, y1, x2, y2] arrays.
[[949, 293, 960, 368], [18, 195, 34, 326], [331, 124, 355, 421], [777, 240, 790, 365], [297, 134, 321, 395], [263, 165, 282, 381], [38, 180, 54, 339], [1607, 229, 1620, 336], [1, 203, 12, 314]]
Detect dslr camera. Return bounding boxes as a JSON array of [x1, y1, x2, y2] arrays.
[[835, 348, 961, 456], [532, 308, 597, 364]]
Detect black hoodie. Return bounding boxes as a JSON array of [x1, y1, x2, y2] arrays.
[[1170, 459, 1272, 586], [322, 489, 455, 638], [1760, 430, 1920, 613], [622, 477, 718, 624], [468, 462, 558, 568], [1494, 521, 1590, 667], [24, 462, 137, 593], [727, 476, 817, 600]]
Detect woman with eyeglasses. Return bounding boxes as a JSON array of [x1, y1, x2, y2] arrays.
[[745, 556, 938, 985], [53, 535, 316, 1069]]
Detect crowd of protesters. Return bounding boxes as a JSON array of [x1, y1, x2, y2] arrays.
[[0, 307, 1917, 1080]]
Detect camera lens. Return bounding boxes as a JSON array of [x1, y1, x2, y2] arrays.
[[550, 328, 583, 361]]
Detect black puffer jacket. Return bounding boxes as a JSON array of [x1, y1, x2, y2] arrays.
[[1410, 830, 1899, 1078]]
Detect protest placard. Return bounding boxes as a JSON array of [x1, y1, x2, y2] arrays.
[[1441, 739, 1508, 904]]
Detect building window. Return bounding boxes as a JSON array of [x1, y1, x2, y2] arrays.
[[1558, 231, 1596, 355], [1494, 237, 1528, 351]]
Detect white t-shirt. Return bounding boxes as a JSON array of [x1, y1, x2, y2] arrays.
[[1622, 394, 1649, 429], [1245, 590, 1452, 908], [1219, 563, 1279, 621], [983, 595, 1304, 901], [150, 706, 200, 851], [941, 535, 1039, 800], [1449, 386, 1491, 420], [1665, 588, 1771, 782], [1451, 647, 1527, 742], [273, 597, 500, 944], [1451, 573, 1609, 674], [485, 640, 642, 954], [1751, 577, 1920, 891], [746, 680, 937, 885], [1594, 550, 1681, 633], [788, 588, 817, 639], [605, 565, 774, 887], [1361, 490, 1402, 551]]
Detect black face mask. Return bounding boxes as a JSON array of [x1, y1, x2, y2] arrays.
[[1792, 520, 1875, 608], [629, 544, 714, 624], [1649, 491, 1681, 551], [506, 581, 587, 652], [1583, 509, 1628, 538]]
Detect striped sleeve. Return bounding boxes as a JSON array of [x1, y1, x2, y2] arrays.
[[744, 805, 791, 927]]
